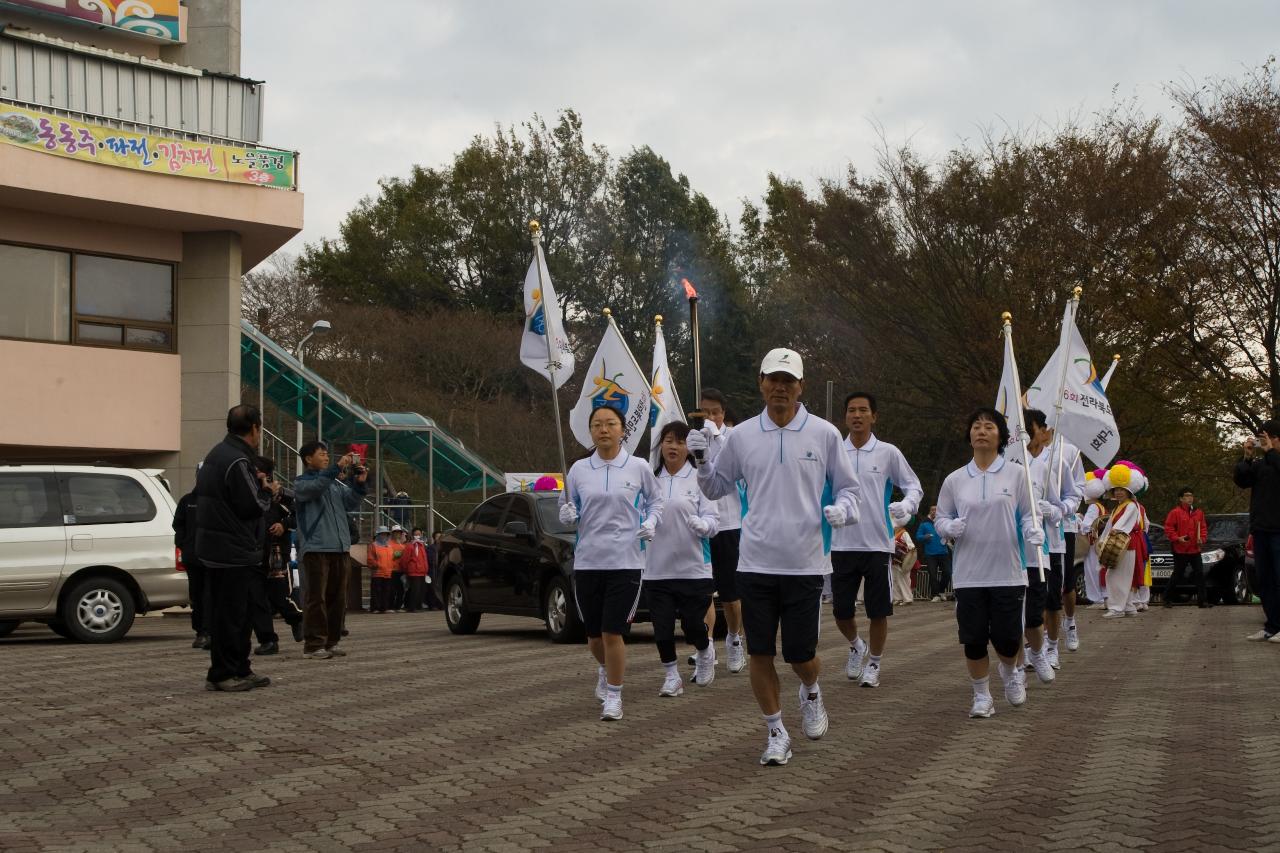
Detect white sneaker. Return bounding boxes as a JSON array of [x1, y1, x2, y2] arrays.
[[759, 727, 792, 766], [658, 673, 684, 697], [600, 691, 623, 721], [1066, 625, 1080, 651], [1136, 602, 1148, 612], [1268, 634, 1280, 644], [1103, 610, 1125, 619], [1092, 601, 1108, 610], [860, 660, 881, 688], [1046, 645, 1061, 670], [969, 694, 996, 718], [595, 669, 607, 702], [1001, 667, 1026, 706], [694, 647, 716, 687], [799, 685, 829, 740], [931, 595, 943, 603], [1124, 608, 1138, 616], [1030, 651, 1056, 684], [1247, 629, 1272, 641], [845, 643, 866, 680], [726, 638, 746, 673]]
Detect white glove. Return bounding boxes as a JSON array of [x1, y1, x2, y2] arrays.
[[823, 504, 849, 528], [685, 428, 710, 458], [558, 501, 578, 525], [945, 517, 967, 540], [1025, 526, 1045, 547], [1037, 500, 1063, 524], [687, 516, 711, 537], [888, 501, 911, 525], [636, 519, 657, 541]]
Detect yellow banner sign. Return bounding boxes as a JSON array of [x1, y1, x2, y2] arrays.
[[0, 103, 296, 190]]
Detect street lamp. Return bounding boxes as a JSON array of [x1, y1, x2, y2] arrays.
[[295, 319, 331, 474]]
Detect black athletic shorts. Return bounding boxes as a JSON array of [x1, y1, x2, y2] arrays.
[[1063, 533, 1080, 597], [1023, 572, 1046, 629], [955, 586, 1025, 652], [830, 550, 893, 620], [1044, 553, 1065, 612], [572, 569, 642, 637], [709, 528, 741, 603], [737, 571, 824, 663]]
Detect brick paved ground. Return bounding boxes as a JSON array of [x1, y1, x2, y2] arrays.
[[1, 600, 1277, 853]]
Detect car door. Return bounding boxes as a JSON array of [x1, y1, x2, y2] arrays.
[[492, 494, 542, 612], [456, 495, 512, 608], [56, 471, 159, 577], [0, 472, 67, 613]]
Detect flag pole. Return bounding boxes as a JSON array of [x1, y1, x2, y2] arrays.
[[530, 220, 568, 479], [1005, 312, 1046, 583]]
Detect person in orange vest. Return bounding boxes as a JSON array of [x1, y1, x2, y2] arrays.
[[400, 528, 431, 612], [1163, 486, 1210, 608], [367, 526, 396, 613]]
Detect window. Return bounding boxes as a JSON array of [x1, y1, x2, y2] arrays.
[[74, 254, 174, 351], [503, 496, 534, 533], [0, 474, 62, 528], [0, 245, 71, 343], [467, 497, 509, 534], [60, 474, 155, 525]]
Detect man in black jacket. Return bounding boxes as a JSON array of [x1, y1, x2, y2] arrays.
[[196, 405, 279, 691], [173, 484, 210, 649], [249, 456, 303, 655], [1235, 419, 1280, 642]]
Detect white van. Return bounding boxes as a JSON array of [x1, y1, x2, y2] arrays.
[[0, 465, 186, 642]]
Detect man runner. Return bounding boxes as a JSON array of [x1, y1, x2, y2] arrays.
[[700, 389, 748, 673]]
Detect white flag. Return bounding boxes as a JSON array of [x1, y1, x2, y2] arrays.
[[995, 326, 1028, 449], [647, 322, 685, 466], [1100, 356, 1119, 390], [569, 318, 654, 454], [1026, 303, 1120, 467], [519, 245, 575, 389]]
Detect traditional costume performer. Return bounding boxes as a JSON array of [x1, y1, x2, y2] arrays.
[[1097, 463, 1149, 617]]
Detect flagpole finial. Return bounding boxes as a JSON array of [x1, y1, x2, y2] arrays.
[[1001, 311, 1012, 324], [654, 314, 663, 325], [1073, 285, 1083, 299], [602, 307, 612, 318], [1113, 353, 1121, 361], [528, 219, 540, 234]]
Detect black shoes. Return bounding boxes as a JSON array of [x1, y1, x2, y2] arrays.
[[254, 641, 279, 656], [1199, 602, 1214, 608], [205, 677, 253, 692], [291, 622, 304, 643], [192, 633, 211, 649]]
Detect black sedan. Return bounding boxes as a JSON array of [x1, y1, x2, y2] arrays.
[[1147, 513, 1251, 605], [438, 491, 725, 643]]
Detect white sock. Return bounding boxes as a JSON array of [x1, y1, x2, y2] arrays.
[[606, 683, 622, 695], [851, 636, 867, 656], [802, 680, 820, 700], [997, 661, 1015, 683], [868, 654, 882, 669], [764, 711, 786, 737], [597, 665, 606, 679], [971, 676, 991, 699], [1067, 617, 1077, 629], [663, 661, 678, 677], [728, 631, 742, 646], [1048, 638, 1059, 651]]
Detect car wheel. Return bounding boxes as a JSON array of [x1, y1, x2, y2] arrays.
[[543, 575, 584, 644], [60, 576, 135, 643], [0, 619, 19, 638], [1227, 564, 1249, 606], [444, 576, 480, 635]]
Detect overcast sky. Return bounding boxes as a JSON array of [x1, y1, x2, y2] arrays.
[[241, 1, 1279, 269]]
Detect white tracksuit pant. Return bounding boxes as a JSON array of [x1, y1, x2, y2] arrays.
[[1106, 552, 1135, 614]]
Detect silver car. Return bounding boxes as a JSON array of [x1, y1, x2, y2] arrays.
[[0, 465, 186, 642]]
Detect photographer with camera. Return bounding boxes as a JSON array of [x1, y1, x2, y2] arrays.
[[1236, 422, 1280, 642], [294, 441, 368, 660], [248, 456, 304, 654]]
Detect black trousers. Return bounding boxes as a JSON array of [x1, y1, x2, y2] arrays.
[[206, 565, 254, 684], [925, 552, 951, 598], [186, 561, 211, 634], [647, 578, 714, 663], [390, 572, 406, 610], [405, 576, 426, 612], [250, 570, 303, 643], [1165, 553, 1206, 604]]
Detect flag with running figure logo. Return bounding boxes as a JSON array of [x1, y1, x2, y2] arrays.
[[647, 319, 685, 466], [569, 314, 653, 454], [1026, 302, 1121, 467], [519, 242, 575, 388]]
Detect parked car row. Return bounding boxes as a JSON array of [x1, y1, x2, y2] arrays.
[[0, 465, 186, 642]]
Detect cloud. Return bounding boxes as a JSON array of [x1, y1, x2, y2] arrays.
[[243, 0, 1280, 268]]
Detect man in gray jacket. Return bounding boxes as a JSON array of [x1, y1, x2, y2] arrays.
[[294, 441, 368, 659]]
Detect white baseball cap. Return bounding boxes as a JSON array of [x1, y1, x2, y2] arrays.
[[759, 348, 803, 379]]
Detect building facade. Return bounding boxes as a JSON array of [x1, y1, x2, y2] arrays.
[[0, 0, 302, 495]]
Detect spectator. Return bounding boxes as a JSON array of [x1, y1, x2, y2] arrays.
[[400, 527, 431, 612], [1235, 422, 1280, 641], [891, 523, 917, 606], [916, 506, 951, 602], [389, 525, 408, 611], [294, 441, 368, 659], [195, 404, 278, 692], [390, 491, 411, 527], [1163, 486, 1210, 608], [248, 457, 304, 654], [368, 526, 396, 613], [173, 479, 210, 649]]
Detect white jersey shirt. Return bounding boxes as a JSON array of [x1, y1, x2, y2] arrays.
[[645, 462, 718, 580], [707, 423, 746, 531], [935, 454, 1037, 588], [1037, 440, 1085, 545], [697, 404, 859, 576], [562, 450, 664, 572], [831, 434, 924, 554]]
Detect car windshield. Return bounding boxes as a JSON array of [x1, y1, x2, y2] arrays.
[[1207, 515, 1247, 544], [535, 494, 574, 535]]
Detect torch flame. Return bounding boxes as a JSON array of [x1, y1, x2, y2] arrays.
[[682, 278, 698, 299]]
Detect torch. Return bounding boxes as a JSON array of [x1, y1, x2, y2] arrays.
[[682, 277, 706, 459]]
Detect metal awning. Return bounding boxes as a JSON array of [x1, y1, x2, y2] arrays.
[[240, 320, 503, 495]]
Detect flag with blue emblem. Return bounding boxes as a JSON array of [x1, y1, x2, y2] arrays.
[[647, 318, 685, 466], [570, 312, 654, 455], [519, 242, 575, 389]]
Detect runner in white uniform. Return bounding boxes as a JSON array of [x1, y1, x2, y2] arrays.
[[1034, 435, 1085, 665], [687, 348, 860, 766], [700, 390, 748, 673], [560, 405, 664, 722]]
